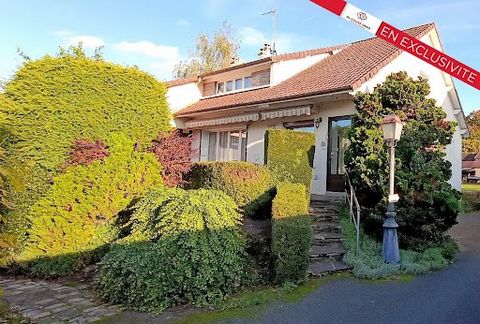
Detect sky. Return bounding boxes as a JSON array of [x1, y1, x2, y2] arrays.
[[0, 0, 479, 114]]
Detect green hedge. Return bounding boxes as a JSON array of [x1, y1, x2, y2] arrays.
[[186, 161, 275, 219], [19, 134, 163, 276], [264, 129, 315, 191], [96, 189, 247, 313], [271, 182, 311, 284], [0, 47, 171, 260]]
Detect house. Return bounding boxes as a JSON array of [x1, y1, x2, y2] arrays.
[[167, 23, 468, 195], [462, 152, 480, 183]]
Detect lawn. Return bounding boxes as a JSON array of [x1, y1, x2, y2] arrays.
[[463, 183, 480, 192]]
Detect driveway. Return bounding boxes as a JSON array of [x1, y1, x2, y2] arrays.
[[233, 213, 480, 324]]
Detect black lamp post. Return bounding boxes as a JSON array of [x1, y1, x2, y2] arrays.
[[381, 115, 403, 264]]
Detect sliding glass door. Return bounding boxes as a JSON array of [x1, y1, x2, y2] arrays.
[[207, 130, 247, 161]]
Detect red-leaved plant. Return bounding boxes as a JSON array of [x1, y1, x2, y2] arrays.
[[63, 139, 110, 169], [150, 130, 196, 187]]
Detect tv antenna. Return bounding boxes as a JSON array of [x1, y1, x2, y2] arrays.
[[262, 9, 277, 55]]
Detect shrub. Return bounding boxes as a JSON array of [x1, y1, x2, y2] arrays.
[[18, 134, 163, 276], [271, 182, 311, 284], [96, 189, 247, 313], [186, 162, 275, 219], [462, 191, 480, 212], [339, 204, 457, 279], [345, 72, 461, 248], [264, 129, 315, 190], [62, 139, 109, 168], [0, 46, 171, 258], [149, 130, 196, 188]]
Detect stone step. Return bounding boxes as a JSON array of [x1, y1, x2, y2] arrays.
[[308, 259, 352, 276], [312, 232, 344, 242], [309, 244, 346, 258], [311, 222, 341, 232]]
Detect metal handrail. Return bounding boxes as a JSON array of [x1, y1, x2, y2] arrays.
[[345, 171, 361, 253]]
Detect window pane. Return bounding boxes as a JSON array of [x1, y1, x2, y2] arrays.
[[241, 130, 247, 161], [244, 76, 252, 88], [235, 79, 243, 90], [229, 131, 240, 160], [208, 132, 217, 161], [218, 131, 228, 161], [216, 82, 224, 94], [226, 81, 234, 92]]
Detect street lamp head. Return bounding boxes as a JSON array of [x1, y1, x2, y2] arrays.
[[381, 115, 403, 142]]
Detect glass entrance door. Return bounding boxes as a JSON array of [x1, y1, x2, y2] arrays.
[[327, 116, 352, 192]]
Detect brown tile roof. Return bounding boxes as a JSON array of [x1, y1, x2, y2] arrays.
[[175, 23, 435, 117]]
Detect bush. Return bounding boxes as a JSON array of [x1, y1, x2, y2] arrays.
[[339, 204, 458, 279], [62, 139, 109, 168], [96, 189, 247, 313], [462, 191, 480, 212], [264, 129, 315, 190], [271, 182, 311, 284], [149, 130, 196, 188], [0, 46, 171, 259], [18, 134, 163, 276], [186, 162, 275, 219], [345, 72, 460, 248]]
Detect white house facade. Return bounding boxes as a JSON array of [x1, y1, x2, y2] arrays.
[[167, 23, 468, 195]]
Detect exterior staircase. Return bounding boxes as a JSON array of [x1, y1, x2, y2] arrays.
[[308, 195, 351, 276]]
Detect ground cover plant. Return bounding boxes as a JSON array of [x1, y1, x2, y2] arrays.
[[339, 204, 458, 279], [96, 188, 248, 313], [345, 72, 461, 249]]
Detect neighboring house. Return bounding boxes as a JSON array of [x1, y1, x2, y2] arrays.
[[167, 23, 468, 195], [462, 152, 480, 183]]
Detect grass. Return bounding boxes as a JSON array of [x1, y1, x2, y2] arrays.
[[462, 183, 480, 192], [177, 273, 351, 324], [339, 204, 458, 280]]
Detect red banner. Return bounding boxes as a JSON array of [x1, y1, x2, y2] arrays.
[[310, 0, 480, 91]]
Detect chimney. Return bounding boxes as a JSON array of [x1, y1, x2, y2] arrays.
[[258, 43, 272, 59]]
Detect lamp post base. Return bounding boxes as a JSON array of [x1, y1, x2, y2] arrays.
[[382, 202, 400, 264]]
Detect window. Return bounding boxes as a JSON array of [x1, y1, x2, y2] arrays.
[[214, 76, 256, 95], [284, 120, 315, 133], [226, 80, 234, 92], [244, 76, 252, 88], [235, 79, 243, 90], [207, 130, 247, 161]]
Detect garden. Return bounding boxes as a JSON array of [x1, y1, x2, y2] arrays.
[[0, 48, 465, 316], [0, 47, 314, 314]]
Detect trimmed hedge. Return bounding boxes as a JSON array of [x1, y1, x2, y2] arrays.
[[96, 189, 247, 313], [264, 129, 315, 191], [19, 134, 163, 276], [0, 47, 171, 260], [186, 161, 275, 219], [271, 182, 311, 284]]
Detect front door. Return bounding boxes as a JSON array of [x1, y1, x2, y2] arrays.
[[327, 116, 352, 192]]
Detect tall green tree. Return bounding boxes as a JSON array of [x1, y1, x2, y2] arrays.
[[463, 110, 480, 153], [345, 72, 460, 249], [173, 22, 240, 78]]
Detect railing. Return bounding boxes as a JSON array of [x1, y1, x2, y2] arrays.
[[345, 171, 361, 253]]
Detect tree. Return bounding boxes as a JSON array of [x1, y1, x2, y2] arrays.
[[463, 110, 480, 153], [345, 72, 461, 249], [173, 22, 239, 78]]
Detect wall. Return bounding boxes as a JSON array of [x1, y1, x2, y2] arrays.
[[246, 119, 283, 165], [357, 29, 465, 191], [166, 82, 202, 115]]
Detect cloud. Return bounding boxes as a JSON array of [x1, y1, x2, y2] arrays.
[[67, 35, 105, 49], [176, 19, 190, 27], [54, 30, 105, 49], [113, 41, 181, 79], [239, 27, 296, 53]]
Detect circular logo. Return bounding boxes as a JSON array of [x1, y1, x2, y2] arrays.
[[357, 12, 367, 21]]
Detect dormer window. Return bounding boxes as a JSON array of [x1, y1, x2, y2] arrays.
[[215, 76, 254, 95]]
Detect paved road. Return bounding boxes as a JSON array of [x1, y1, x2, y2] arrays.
[[238, 213, 480, 324]]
